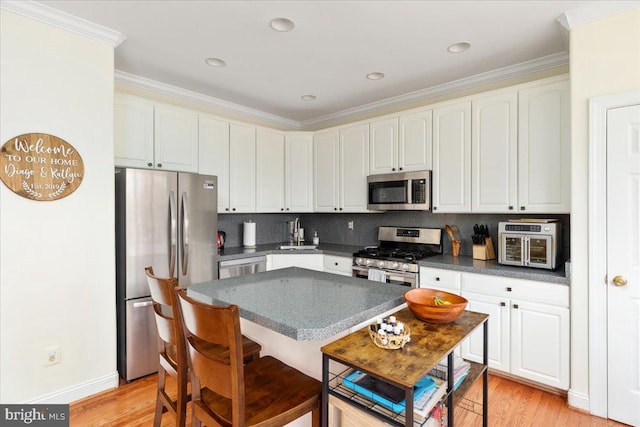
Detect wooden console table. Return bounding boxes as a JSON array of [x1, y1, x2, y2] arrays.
[[321, 308, 489, 426]]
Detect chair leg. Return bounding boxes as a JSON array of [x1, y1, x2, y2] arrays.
[[153, 369, 167, 427], [175, 370, 188, 427]]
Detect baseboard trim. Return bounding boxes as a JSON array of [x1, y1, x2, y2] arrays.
[[567, 389, 590, 413], [24, 371, 119, 404]]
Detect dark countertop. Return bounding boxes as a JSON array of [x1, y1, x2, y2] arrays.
[[419, 255, 570, 285], [217, 242, 362, 261], [188, 267, 407, 341], [217, 243, 570, 285]]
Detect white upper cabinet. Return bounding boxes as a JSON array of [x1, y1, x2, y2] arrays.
[[471, 91, 518, 212], [285, 132, 314, 212], [198, 115, 230, 212], [432, 101, 472, 213], [399, 110, 432, 172], [369, 118, 398, 175], [153, 103, 199, 172], [229, 123, 256, 213], [114, 94, 198, 173], [369, 111, 432, 175], [256, 128, 285, 212], [314, 124, 369, 212], [518, 80, 570, 213], [340, 123, 370, 212], [114, 94, 155, 169], [314, 130, 340, 212]]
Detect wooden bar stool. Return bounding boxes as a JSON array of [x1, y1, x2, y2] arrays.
[[145, 267, 262, 427], [175, 287, 322, 427]]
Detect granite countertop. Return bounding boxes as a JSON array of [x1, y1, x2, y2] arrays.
[[187, 267, 406, 341], [218, 243, 570, 285], [217, 242, 362, 261], [419, 255, 570, 285]]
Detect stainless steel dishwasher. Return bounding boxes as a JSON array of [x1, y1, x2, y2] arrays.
[[218, 256, 267, 279]]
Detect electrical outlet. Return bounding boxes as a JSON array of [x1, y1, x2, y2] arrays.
[[44, 346, 61, 367], [348, 221, 354, 230]]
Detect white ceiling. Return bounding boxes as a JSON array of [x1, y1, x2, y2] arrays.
[[36, 0, 595, 127]]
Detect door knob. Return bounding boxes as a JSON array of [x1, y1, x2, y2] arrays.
[[612, 275, 628, 287]]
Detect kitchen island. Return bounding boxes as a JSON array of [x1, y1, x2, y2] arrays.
[[188, 267, 407, 427], [188, 267, 407, 373]]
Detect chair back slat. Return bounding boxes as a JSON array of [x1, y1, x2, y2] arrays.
[[153, 304, 176, 345], [146, 266, 177, 307], [175, 288, 245, 418]]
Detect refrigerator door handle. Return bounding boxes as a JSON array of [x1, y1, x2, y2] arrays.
[[169, 191, 177, 277], [181, 191, 190, 276], [133, 301, 153, 308]]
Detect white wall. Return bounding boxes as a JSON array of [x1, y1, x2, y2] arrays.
[[0, 11, 118, 402], [568, 8, 640, 408]]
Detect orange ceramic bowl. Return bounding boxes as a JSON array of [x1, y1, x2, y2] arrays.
[[404, 288, 468, 324]]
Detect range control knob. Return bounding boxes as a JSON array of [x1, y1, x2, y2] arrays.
[[378, 260, 386, 268], [402, 263, 410, 271], [365, 259, 373, 266], [391, 262, 399, 269], [355, 258, 363, 265]]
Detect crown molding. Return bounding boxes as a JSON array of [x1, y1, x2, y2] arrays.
[[558, 1, 640, 30], [300, 52, 569, 130], [115, 70, 301, 130], [0, 0, 126, 47]]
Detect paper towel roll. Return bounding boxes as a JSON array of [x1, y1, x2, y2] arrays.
[[243, 221, 256, 248]]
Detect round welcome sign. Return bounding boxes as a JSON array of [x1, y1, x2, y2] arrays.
[[0, 133, 84, 201]]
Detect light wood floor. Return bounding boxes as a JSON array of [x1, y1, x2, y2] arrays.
[[69, 373, 628, 426]]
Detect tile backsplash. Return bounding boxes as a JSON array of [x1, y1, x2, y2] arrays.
[[217, 211, 570, 260]]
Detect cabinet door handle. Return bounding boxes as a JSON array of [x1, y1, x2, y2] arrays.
[[339, 207, 343, 211], [520, 206, 525, 211], [281, 208, 284, 211], [232, 208, 236, 211], [399, 167, 403, 171], [225, 208, 229, 211], [508, 206, 514, 210], [435, 277, 440, 281], [335, 262, 338, 266], [157, 163, 162, 168], [334, 207, 337, 211], [506, 287, 512, 292], [147, 162, 153, 167], [433, 206, 437, 211], [513, 304, 519, 309], [500, 302, 506, 307]]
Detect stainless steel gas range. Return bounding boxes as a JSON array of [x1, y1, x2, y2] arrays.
[[352, 226, 443, 287]]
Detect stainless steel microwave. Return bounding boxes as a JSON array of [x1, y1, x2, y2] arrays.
[[367, 170, 431, 211], [498, 221, 562, 270]]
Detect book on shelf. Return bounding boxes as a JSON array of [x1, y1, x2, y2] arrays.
[[429, 355, 471, 391], [341, 371, 449, 423], [341, 371, 436, 413], [413, 378, 447, 422]]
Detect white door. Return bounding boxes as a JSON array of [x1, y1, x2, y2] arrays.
[[339, 124, 369, 212], [369, 117, 398, 175], [229, 123, 256, 213], [198, 115, 230, 212], [606, 104, 640, 426], [313, 130, 340, 212], [399, 110, 432, 172], [285, 133, 314, 212]]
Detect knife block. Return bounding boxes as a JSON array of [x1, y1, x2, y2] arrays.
[[473, 237, 496, 260]]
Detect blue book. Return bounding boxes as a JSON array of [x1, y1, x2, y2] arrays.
[[342, 371, 436, 412]]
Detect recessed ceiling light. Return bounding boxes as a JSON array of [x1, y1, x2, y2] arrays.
[[447, 41, 471, 53], [269, 17, 295, 32], [301, 95, 317, 101], [367, 72, 385, 80], [205, 57, 226, 67]]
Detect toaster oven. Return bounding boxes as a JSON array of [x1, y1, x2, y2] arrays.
[[498, 221, 562, 270]]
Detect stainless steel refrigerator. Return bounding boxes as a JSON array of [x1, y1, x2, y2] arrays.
[[115, 168, 218, 381]]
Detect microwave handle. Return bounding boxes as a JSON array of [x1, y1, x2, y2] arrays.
[[523, 236, 530, 266], [406, 179, 412, 204]]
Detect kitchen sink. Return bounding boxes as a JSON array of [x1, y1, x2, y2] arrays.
[[276, 244, 318, 250]]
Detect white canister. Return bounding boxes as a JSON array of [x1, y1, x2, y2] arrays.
[[243, 220, 256, 248]]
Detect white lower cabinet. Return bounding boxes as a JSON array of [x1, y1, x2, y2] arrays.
[[323, 255, 353, 276], [419, 267, 461, 294], [267, 254, 323, 272], [460, 273, 569, 390]]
